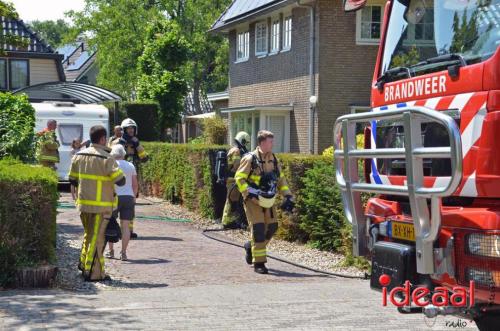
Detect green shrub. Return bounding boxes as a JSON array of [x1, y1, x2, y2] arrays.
[[122, 102, 161, 141], [140, 142, 227, 218], [297, 161, 347, 251], [201, 116, 227, 145], [0, 93, 35, 161], [0, 160, 58, 287], [274, 154, 330, 242]]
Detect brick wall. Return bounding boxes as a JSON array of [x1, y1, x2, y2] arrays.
[[227, 6, 314, 153], [316, 0, 379, 153], [226, 1, 379, 154]]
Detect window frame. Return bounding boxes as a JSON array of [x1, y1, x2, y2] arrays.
[[255, 21, 269, 57], [402, 8, 435, 47], [356, 2, 385, 45], [0, 59, 7, 91], [270, 16, 281, 54], [8, 59, 29, 90], [236, 29, 250, 63], [282, 15, 292, 51]]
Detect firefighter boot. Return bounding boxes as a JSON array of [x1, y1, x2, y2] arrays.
[[254, 263, 268, 274], [244, 241, 252, 265]]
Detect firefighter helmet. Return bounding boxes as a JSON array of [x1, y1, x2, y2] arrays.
[[121, 118, 138, 135], [235, 131, 250, 146]]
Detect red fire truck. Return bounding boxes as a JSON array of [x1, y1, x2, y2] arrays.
[[336, 1, 500, 329]]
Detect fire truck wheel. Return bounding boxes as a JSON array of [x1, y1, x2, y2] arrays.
[[474, 312, 500, 331]]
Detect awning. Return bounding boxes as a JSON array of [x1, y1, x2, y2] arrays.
[[185, 112, 216, 120], [220, 104, 293, 114], [14, 81, 122, 104]]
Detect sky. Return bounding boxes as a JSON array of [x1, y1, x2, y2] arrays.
[[9, 0, 85, 22]]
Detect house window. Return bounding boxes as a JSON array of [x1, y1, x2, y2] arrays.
[[0, 59, 6, 90], [356, 4, 384, 45], [255, 22, 268, 56], [271, 18, 281, 53], [9, 59, 29, 90], [236, 30, 250, 62], [283, 16, 292, 50]]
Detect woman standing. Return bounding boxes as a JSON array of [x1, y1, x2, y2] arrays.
[[105, 144, 138, 261]]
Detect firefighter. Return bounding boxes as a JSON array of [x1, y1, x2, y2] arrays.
[[119, 118, 147, 239], [222, 131, 250, 229], [107, 125, 123, 147], [69, 125, 126, 282], [235, 130, 295, 274], [36, 119, 60, 170], [120, 118, 148, 163]]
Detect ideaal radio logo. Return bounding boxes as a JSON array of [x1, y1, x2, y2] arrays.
[[378, 275, 475, 328], [378, 274, 475, 308]]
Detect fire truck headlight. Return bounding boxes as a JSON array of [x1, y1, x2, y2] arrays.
[[466, 268, 500, 287], [466, 233, 500, 258]]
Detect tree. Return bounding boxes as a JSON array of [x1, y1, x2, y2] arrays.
[[67, 0, 162, 98], [136, 20, 191, 132], [0, 1, 28, 55], [161, 0, 231, 113], [29, 19, 71, 48]]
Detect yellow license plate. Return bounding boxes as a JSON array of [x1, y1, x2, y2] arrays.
[[392, 222, 416, 241]]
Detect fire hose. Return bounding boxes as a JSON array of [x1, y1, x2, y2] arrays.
[[202, 228, 369, 280]]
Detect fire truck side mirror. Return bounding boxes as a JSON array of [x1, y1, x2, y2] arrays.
[[343, 0, 367, 12]]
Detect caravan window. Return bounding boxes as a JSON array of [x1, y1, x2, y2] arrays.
[[58, 124, 83, 146]]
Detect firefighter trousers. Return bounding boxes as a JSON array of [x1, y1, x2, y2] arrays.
[[79, 213, 109, 281], [243, 201, 278, 263], [222, 181, 241, 226]]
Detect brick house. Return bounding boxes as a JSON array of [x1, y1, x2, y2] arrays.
[[212, 0, 384, 153], [0, 17, 65, 92]]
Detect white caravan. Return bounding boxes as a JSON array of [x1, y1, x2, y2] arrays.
[[33, 102, 109, 181]]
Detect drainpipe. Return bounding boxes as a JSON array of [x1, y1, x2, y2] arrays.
[[297, 0, 317, 154]]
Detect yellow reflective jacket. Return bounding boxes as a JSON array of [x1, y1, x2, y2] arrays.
[[234, 146, 291, 200], [36, 129, 60, 163], [226, 147, 241, 183], [69, 144, 125, 217]]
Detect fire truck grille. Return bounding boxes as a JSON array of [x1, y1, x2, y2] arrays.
[[454, 231, 500, 295]]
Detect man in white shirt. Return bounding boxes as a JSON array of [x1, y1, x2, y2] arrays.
[[106, 145, 138, 261]]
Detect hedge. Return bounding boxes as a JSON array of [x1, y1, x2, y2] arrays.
[[140, 143, 226, 218], [140, 143, 369, 269], [0, 160, 58, 287]]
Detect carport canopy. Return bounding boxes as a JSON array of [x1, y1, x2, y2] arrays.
[[14, 81, 122, 104]]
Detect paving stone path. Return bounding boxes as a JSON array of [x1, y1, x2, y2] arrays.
[[0, 194, 478, 330]]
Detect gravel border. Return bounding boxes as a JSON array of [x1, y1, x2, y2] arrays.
[[144, 197, 367, 278]]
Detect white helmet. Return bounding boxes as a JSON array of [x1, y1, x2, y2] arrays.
[[121, 118, 138, 135], [235, 131, 250, 146]]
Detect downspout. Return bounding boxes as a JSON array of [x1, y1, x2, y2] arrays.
[[297, 0, 317, 154]]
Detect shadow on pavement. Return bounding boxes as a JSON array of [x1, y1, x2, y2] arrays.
[[125, 258, 171, 265], [134, 236, 183, 242], [267, 268, 330, 279], [0, 290, 138, 329]]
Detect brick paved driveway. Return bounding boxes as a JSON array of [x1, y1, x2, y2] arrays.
[[0, 195, 478, 330]]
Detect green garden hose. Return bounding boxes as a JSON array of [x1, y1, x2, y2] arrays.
[[57, 202, 190, 223]]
